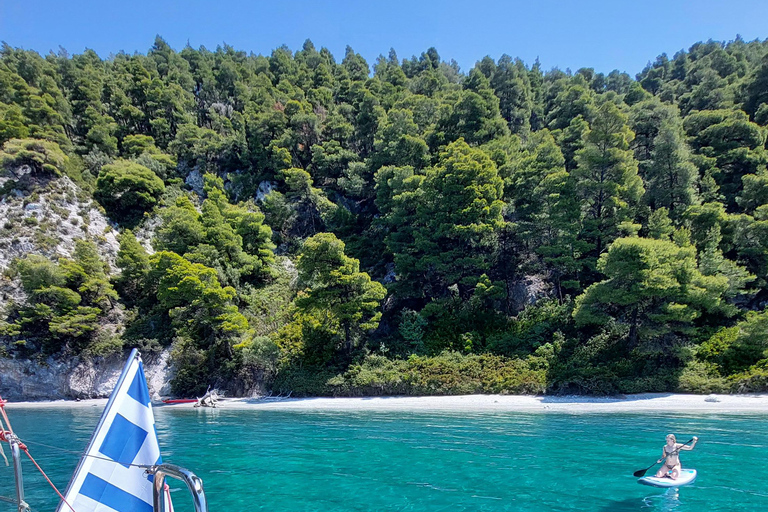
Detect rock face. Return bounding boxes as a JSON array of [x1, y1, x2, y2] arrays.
[[0, 175, 122, 314], [508, 275, 552, 312], [184, 168, 204, 196], [0, 349, 174, 401], [255, 180, 276, 202], [0, 176, 120, 274]]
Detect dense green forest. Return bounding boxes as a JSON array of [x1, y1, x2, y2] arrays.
[[1, 36, 767, 396]]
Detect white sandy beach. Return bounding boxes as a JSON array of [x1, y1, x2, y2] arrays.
[[6, 393, 768, 413]]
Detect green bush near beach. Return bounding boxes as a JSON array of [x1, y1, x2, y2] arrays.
[[273, 351, 548, 396]]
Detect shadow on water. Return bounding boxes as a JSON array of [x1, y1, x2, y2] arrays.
[[598, 489, 681, 512], [596, 497, 647, 511]]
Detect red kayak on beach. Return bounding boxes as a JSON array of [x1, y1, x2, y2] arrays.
[[162, 399, 198, 404]]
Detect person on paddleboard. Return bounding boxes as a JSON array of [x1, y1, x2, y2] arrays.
[[655, 434, 698, 479]]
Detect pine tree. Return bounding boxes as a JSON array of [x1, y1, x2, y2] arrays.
[[402, 139, 505, 299], [296, 233, 386, 351], [574, 236, 728, 347], [572, 101, 644, 276]]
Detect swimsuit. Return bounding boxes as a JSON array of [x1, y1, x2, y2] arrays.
[[661, 445, 681, 474]]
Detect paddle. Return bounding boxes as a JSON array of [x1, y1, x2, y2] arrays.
[[633, 438, 694, 478]]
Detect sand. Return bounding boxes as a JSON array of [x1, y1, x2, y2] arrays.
[[6, 393, 768, 413]]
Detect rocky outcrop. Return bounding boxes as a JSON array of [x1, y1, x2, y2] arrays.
[[508, 275, 552, 312], [184, 167, 204, 196], [0, 349, 174, 401], [0, 176, 120, 276]]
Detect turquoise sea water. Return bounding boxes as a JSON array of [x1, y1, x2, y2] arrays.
[[1, 405, 767, 511]]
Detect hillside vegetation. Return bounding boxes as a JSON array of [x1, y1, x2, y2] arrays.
[[1, 37, 767, 395]]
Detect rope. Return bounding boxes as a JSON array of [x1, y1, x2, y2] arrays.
[[0, 397, 14, 435], [0, 396, 77, 512], [21, 439, 153, 469], [165, 483, 173, 511], [0, 397, 171, 512], [0, 397, 12, 466], [0, 414, 8, 466], [21, 447, 76, 512]]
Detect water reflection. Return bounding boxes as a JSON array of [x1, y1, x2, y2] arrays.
[[599, 489, 681, 511], [642, 488, 681, 511]]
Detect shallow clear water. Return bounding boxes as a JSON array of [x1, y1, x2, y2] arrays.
[[1, 406, 767, 511]]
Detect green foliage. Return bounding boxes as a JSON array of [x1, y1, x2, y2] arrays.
[[0, 138, 67, 178], [95, 159, 165, 226], [488, 300, 572, 356], [169, 337, 210, 395], [149, 251, 248, 342], [572, 101, 644, 274], [275, 351, 547, 396], [398, 309, 428, 351], [738, 168, 768, 213], [154, 195, 206, 254], [273, 311, 341, 368], [122, 135, 158, 157], [697, 224, 755, 302], [699, 309, 768, 375], [141, 251, 249, 394], [546, 322, 680, 394], [384, 139, 504, 299], [4, 241, 116, 353], [413, 292, 509, 355], [676, 359, 730, 394], [278, 167, 338, 238], [574, 236, 729, 347], [5, 38, 768, 396], [630, 99, 699, 216], [684, 109, 767, 209], [296, 232, 386, 352], [115, 230, 150, 305], [154, 179, 275, 287]]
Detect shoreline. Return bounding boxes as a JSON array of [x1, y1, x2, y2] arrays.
[[6, 393, 768, 413]]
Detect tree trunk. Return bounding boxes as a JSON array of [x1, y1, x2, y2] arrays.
[[628, 307, 639, 346]]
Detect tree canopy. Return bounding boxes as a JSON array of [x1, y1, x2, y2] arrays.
[[3, 36, 768, 395]]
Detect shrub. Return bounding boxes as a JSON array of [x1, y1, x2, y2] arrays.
[[83, 330, 124, 357], [677, 360, 730, 393], [398, 309, 427, 351], [729, 361, 768, 393], [170, 337, 210, 396], [487, 299, 573, 356], [0, 138, 67, 178], [271, 365, 338, 396], [4, 244, 116, 354], [95, 159, 165, 226], [275, 351, 547, 397], [699, 311, 768, 375]]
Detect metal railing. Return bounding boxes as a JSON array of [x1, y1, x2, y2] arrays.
[[7, 433, 30, 512], [147, 463, 208, 512]]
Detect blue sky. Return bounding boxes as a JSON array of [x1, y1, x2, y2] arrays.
[[1, 0, 766, 76]]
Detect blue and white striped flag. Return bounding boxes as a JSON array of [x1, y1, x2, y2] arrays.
[[58, 349, 173, 512]]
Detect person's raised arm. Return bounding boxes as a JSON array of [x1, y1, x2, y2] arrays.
[[679, 436, 698, 451]]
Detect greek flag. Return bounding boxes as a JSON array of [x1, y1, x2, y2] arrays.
[[58, 349, 173, 512]]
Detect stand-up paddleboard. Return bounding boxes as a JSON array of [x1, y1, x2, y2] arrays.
[[638, 469, 697, 488]]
